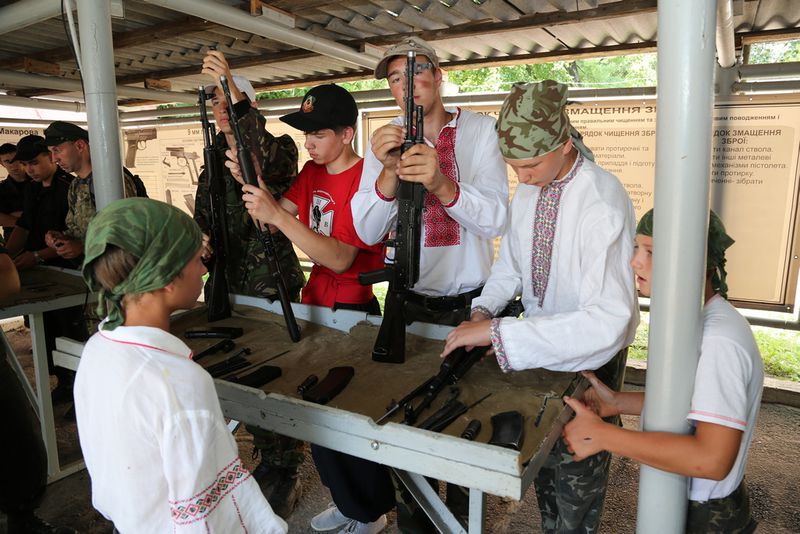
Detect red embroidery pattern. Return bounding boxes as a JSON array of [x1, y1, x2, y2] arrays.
[[423, 110, 461, 248], [170, 458, 252, 525], [530, 154, 583, 308]]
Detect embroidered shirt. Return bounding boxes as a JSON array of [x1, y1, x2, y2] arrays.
[[472, 157, 638, 372], [352, 108, 509, 297], [74, 322, 287, 534]]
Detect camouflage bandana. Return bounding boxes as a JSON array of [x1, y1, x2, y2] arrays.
[[496, 80, 594, 161], [82, 198, 202, 330], [636, 209, 735, 299]]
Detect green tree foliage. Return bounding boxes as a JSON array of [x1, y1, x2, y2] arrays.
[[748, 40, 800, 64], [446, 53, 657, 93]]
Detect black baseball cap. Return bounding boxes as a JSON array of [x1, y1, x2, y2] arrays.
[[44, 121, 89, 146], [11, 135, 49, 162], [280, 84, 358, 133]]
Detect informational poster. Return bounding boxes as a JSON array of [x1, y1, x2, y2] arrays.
[[566, 98, 800, 309], [0, 126, 45, 144], [364, 96, 800, 310], [126, 117, 310, 218], [126, 118, 312, 263]]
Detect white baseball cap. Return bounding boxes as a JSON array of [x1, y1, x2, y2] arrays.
[[204, 74, 257, 102]]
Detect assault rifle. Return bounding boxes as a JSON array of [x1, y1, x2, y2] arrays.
[[199, 86, 232, 322], [376, 345, 490, 426], [358, 50, 427, 364], [219, 75, 301, 342]]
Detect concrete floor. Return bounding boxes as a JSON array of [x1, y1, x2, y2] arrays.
[[5, 320, 799, 533]]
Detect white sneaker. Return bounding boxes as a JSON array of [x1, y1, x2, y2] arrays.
[[310, 503, 349, 531], [338, 515, 387, 534]]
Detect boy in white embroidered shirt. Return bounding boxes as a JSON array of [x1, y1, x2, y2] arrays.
[[442, 80, 638, 533], [563, 209, 762, 533], [74, 198, 287, 534]]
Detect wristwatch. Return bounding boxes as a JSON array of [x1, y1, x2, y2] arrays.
[[33, 250, 43, 264]]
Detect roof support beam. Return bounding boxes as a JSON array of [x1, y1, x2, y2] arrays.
[[0, 0, 65, 37], [0, 16, 213, 69], [0, 69, 197, 104], [141, 0, 379, 69]]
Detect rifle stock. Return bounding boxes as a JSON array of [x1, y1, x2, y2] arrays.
[[198, 87, 232, 322], [219, 76, 301, 342]]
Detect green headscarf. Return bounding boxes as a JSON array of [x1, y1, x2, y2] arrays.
[[82, 198, 202, 330], [636, 209, 735, 299], [496, 80, 594, 161]]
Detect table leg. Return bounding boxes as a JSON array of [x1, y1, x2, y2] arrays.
[[393, 469, 469, 534], [30, 312, 60, 479], [468, 488, 486, 534]]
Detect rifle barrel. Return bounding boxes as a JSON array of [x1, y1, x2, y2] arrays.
[[219, 76, 301, 342]]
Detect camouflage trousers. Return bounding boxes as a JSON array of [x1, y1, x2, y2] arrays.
[[534, 433, 613, 534], [687, 480, 757, 534], [246, 425, 305, 469]]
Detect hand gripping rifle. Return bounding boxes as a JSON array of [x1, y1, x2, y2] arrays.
[[199, 86, 232, 322], [358, 50, 426, 364], [219, 76, 301, 342]]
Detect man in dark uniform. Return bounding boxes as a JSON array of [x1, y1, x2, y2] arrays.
[[0, 143, 30, 241], [43, 121, 140, 263], [194, 50, 306, 517], [4, 134, 86, 404], [5, 135, 74, 270]]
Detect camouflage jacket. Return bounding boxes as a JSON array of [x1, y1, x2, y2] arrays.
[[64, 171, 138, 241], [194, 106, 305, 299]]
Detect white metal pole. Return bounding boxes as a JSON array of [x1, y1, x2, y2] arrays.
[[76, 0, 123, 209], [637, 1, 717, 532]]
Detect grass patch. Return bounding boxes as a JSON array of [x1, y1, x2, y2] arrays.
[[628, 315, 800, 382], [335, 282, 800, 383]]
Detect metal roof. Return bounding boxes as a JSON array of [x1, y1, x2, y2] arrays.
[[0, 0, 796, 106]]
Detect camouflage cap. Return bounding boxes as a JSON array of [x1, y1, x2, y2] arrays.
[[496, 80, 573, 160], [374, 37, 439, 80]]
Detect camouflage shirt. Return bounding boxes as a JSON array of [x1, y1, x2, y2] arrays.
[[194, 105, 305, 299], [64, 171, 138, 242]]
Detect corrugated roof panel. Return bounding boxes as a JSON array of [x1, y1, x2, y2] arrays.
[[0, 0, 792, 104], [474, 0, 525, 22], [424, 1, 473, 27], [395, 5, 450, 31]]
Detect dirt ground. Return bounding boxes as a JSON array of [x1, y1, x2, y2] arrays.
[[5, 319, 799, 533]]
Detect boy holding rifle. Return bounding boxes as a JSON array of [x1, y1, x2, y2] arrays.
[[194, 50, 306, 517], [304, 37, 509, 533], [241, 83, 384, 312]]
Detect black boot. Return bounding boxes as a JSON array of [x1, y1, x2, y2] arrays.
[[7, 511, 77, 534], [264, 466, 302, 519]]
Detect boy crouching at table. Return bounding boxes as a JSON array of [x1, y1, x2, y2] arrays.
[[74, 198, 287, 534]]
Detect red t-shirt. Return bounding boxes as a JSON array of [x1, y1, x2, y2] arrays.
[[283, 159, 384, 307]]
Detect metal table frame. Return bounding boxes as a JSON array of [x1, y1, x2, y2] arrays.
[[0, 266, 91, 482]]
